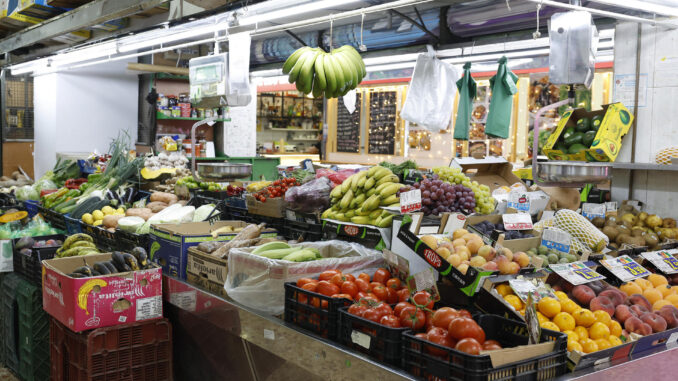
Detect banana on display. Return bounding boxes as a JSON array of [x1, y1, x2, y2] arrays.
[[282, 45, 366, 98]]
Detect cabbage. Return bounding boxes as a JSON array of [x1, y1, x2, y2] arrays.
[[118, 216, 145, 232], [16, 185, 39, 201], [193, 204, 219, 222], [34, 178, 57, 193]]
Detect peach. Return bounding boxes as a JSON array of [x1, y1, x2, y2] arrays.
[[653, 300, 673, 311], [628, 294, 652, 311], [496, 247, 513, 262], [452, 238, 466, 248], [572, 285, 596, 307], [469, 256, 487, 267], [599, 289, 625, 307], [452, 229, 468, 240], [467, 240, 482, 255], [629, 304, 649, 317], [590, 296, 615, 316], [477, 245, 496, 262], [615, 304, 634, 323], [624, 316, 652, 336], [640, 312, 667, 333], [620, 282, 643, 296], [560, 281, 574, 293], [447, 254, 462, 268], [648, 273, 669, 288], [513, 252, 530, 268], [588, 281, 606, 295], [482, 261, 498, 271], [643, 288, 663, 306], [658, 305, 678, 329]]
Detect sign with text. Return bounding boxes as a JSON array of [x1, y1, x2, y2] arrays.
[[641, 249, 678, 274], [508, 191, 530, 212], [502, 213, 534, 231], [400, 189, 422, 213], [509, 278, 556, 303], [582, 203, 606, 220], [549, 261, 606, 285], [600, 255, 650, 282], [541, 227, 572, 254]]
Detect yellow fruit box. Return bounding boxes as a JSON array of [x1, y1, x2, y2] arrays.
[[543, 103, 633, 162]]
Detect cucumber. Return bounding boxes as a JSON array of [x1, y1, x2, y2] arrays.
[[564, 132, 583, 147], [568, 143, 588, 154], [576, 117, 590, 133], [591, 115, 603, 131], [582, 130, 596, 147]]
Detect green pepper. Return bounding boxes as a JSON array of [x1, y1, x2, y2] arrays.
[[79, 182, 89, 192], [87, 173, 102, 183]]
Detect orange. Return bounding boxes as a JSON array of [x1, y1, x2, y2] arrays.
[[553, 312, 576, 332], [568, 340, 583, 352], [608, 336, 623, 347], [575, 326, 589, 340], [593, 310, 612, 326], [555, 291, 569, 301], [563, 330, 580, 343], [620, 282, 643, 296], [536, 312, 550, 324], [635, 278, 653, 291], [541, 321, 561, 332], [609, 320, 622, 337], [648, 273, 668, 288], [643, 288, 663, 306], [573, 309, 596, 328], [504, 295, 524, 311], [665, 294, 678, 308], [653, 299, 673, 311], [595, 338, 612, 350], [538, 297, 561, 318], [658, 285, 675, 298], [589, 322, 611, 340], [671, 285, 678, 295], [560, 299, 581, 315], [496, 283, 514, 297], [580, 338, 599, 353]]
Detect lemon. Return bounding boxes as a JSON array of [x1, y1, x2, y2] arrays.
[[101, 206, 115, 215], [116, 207, 125, 215], [81, 213, 94, 225], [92, 210, 105, 221], [93, 220, 103, 226]]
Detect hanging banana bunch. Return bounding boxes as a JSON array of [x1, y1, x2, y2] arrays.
[[282, 45, 366, 99]]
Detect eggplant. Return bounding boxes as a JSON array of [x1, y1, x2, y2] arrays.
[[124, 188, 136, 204]]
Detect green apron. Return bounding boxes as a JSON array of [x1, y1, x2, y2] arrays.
[[453, 62, 476, 140], [485, 56, 519, 139]]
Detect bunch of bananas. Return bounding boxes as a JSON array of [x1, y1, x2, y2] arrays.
[[321, 166, 402, 228], [56, 234, 100, 258], [246, 180, 272, 193], [68, 247, 152, 279], [283, 45, 366, 98]]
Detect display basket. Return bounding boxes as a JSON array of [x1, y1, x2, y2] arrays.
[[12, 234, 66, 285], [283, 282, 352, 341]]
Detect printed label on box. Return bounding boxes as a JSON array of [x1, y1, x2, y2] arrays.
[[549, 261, 605, 285], [508, 191, 531, 212], [136, 295, 162, 321], [542, 227, 571, 254], [605, 202, 617, 212], [582, 203, 606, 220], [351, 330, 371, 349], [169, 290, 197, 311], [600, 255, 650, 282], [502, 213, 533, 230], [442, 213, 466, 235], [508, 278, 556, 302], [400, 189, 422, 213], [641, 249, 678, 274]]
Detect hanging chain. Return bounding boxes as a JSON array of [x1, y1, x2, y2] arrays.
[[329, 15, 334, 51], [359, 13, 366, 51], [533, 1, 542, 39]]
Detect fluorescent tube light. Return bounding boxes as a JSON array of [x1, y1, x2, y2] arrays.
[[118, 23, 226, 53], [237, 0, 362, 26], [588, 0, 678, 17]]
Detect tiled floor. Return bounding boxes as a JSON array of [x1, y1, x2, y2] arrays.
[[0, 368, 18, 381]]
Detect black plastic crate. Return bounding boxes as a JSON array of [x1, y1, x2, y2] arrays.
[[338, 305, 409, 366], [283, 220, 323, 242], [1, 273, 23, 374], [38, 205, 66, 230], [283, 282, 351, 341], [23, 200, 40, 218], [115, 229, 151, 252], [225, 205, 250, 222], [249, 214, 284, 233], [401, 314, 568, 381], [64, 215, 83, 234], [80, 223, 116, 251], [17, 278, 49, 381], [12, 234, 66, 285]]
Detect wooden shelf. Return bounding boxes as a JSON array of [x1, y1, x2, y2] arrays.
[[156, 113, 230, 122], [267, 128, 320, 132]]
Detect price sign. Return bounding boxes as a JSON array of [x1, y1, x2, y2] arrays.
[[582, 203, 606, 220], [400, 189, 422, 213], [502, 213, 534, 230], [508, 191, 531, 212], [600, 255, 650, 282], [540, 210, 555, 221], [641, 249, 678, 274], [541, 227, 572, 254], [549, 261, 606, 285], [508, 278, 556, 302], [605, 202, 617, 212]]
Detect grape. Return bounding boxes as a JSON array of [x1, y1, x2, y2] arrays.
[[422, 190, 431, 198], [436, 189, 444, 197], [431, 186, 438, 193], [431, 193, 438, 201]]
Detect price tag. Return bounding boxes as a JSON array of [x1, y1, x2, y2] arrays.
[[382, 249, 410, 282], [540, 210, 555, 221], [285, 209, 296, 221], [502, 213, 533, 230], [641, 249, 678, 274], [549, 261, 606, 285], [541, 227, 571, 254], [406, 269, 441, 302], [605, 202, 617, 212], [351, 330, 371, 349], [600, 255, 650, 282], [508, 191, 531, 212], [442, 213, 466, 235], [400, 189, 422, 213], [508, 278, 556, 302], [582, 203, 606, 220]]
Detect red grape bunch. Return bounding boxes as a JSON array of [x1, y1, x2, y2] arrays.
[[399, 175, 476, 215]]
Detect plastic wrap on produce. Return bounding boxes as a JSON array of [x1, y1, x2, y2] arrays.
[[284, 177, 331, 213], [224, 240, 385, 315]]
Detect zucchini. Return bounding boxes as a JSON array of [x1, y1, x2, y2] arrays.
[[71, 197, 108, 219]]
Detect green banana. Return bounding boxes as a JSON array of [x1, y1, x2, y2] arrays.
[[330, 185, 343, 199], [312, 75, 323, 98], [350, 193, 366, 209], [323, 54, 338, 98], [321, 209, 332, 219], [377, 214, 394, 228], [345, 210, 355, 219], [357, 176, 366, 188], [379, 183, 401, 198], [327, 55, 346, 93], [363, 194, 381, 212], [381, 194, 399, 205], [341, 174, 354, 193], [364, 177, 375, 190], [367, 166, 380, 177], [252, 241, 291, 254], [289, 49, 313, 84], [337, 46, 366, 79], [372, 166, 392, 180], [337, 50, 362, 86], [376, 174, 400, 187], [281, 249, 318, 262], [283, 47, 311, 75], [314, 52, 327, 92], [369, 209, 382, 219], [351, 216, 371, 225], [356, 207, 371, 216], [340, 189, 354, 210], [332, 51, 356, 91], [301, 49, 320, 94], [366, 188, 377, 197]]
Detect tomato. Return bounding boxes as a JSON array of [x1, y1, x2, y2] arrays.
[[329, 273, 346, 287], [412, 332, 428, 350], [455, 338, 481, 355], [448, 317, 485, 344], [332, 293, 353, 300], [358, 295, 380, 307], [482, 340, 502, 351], [424, 311, 435, 332], [386, 287, 399, 304], [316, 281, 340, 297], [363, 308, 383, 323], [374, 302, 393, 317], [358, 273, 371, 282], [296, 278, 316, 287], [301, 282, 317, 293], [432, 307, 459, 329], [341, 281, 358, 298], [355, 278, 370, 293], [380, 314, 401, 328], [370, 281, 384, 289], [386, 278, 402, 290], [458, 309, 472, 319], [372, 285, 389, 301], [426, 327, 455, 356], [397, 288, 410, 302], [348, 304, 367, 317], [355, 291, 368, 301], [400, 306, 426, 330], [412, 291, 434, 310], [373, 268, 392, 284], [344, 274, 356, 282], [394, 302, 414, 317], [318, 270, 340, 281]]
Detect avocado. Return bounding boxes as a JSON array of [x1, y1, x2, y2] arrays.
[[555, 142, 568, 152], [564, 131, 583, 146], [562, 126, 576, 140], [568, 143, 588, 154], [591, 114, 603, 131], [576, 117, 591, 133], [582, 130, 596, 147]]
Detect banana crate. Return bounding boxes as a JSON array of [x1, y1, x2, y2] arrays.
[[42, 253, 163, 332]]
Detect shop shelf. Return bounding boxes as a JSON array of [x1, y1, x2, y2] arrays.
[[12, 234, 65, 285], [50, 318, 173, 381], [1, 273, 23, 374], [267, 128, 321, 132], [283, 282, 352, 341], [156, 112, 230, 122], [17, 279, 49, 381]]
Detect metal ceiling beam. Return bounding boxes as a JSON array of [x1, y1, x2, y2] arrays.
[[0, 0, 166, 55]]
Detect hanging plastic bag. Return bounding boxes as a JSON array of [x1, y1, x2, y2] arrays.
[[454, 62, 477, 140], [400, 46, 460, 131], [227, 32, 252, 107], [343, 90, 357, 114], [485, 56, 518, 139]]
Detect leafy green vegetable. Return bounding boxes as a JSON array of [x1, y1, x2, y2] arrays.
[[379, 160, 418, 176]]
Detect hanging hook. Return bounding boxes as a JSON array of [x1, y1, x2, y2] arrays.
[[505, 0, 511, 11], [359, 12, 366, 51], [533, 1, 542, 39], [329, 15, 334, 51]]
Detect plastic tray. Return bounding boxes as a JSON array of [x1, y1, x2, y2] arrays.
[[50, 317, 173, 381], [17, 279, 49, 381], [23, 200, 40, 218], [12, 234, 65, 285], [283, 282, 352, 341], [401, 314, 568, 381], [65, 215, 83, 234]]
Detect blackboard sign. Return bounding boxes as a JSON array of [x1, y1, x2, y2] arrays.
[[368, 91, 397, 155], [336, 94, 361, 153]]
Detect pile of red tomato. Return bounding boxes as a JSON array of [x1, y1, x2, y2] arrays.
[[253, 178, 299, 203]]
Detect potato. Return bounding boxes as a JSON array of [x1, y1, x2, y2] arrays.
[[125, 208, 153, 221], [150, 191, 178, 205], [103, 214, 124, 229], [146, 201, 168, 213]]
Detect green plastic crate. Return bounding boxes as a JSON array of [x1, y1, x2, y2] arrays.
[[0, 272, 5, 366], [226, 157, 280, 181], [1, 273, 22, 373], [16, 278, 49, 381]]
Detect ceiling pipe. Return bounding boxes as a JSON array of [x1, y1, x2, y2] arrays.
[[587, 0, 678, 18]]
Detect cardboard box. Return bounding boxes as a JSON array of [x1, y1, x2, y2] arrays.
[[42, 253, 163, 332], [186, 246, 227, 298], [149, 221, 277, 280], [321, 219, 391, 250], [246, 195, 285, 218], [449, 157, 524, 192], [543, 103, 633, 162], [17, 0, 63, 18], [464, 214, 542, 254]]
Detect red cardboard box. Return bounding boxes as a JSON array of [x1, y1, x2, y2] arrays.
[[42, 253, 163, 332]]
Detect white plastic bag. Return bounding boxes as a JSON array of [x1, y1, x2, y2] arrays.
[[227, 32, 252, 106], [400, 46, 460, 131], [224, 240, 385, 315]]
